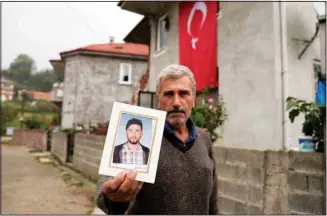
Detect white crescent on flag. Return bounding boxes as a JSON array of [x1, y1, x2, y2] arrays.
[[187, 1, 207, 50]]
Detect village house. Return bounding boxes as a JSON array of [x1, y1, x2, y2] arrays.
[[50, 41, 149, 129], [119, 2, 322, 151], [29, 90, 52, 101], [1, 78, 14, 101]]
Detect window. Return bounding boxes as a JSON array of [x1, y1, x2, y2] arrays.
[[313, 59, 322, 95], [119, 63, 132, 85], [313, 59, 321, 79], [56, 89, 64, 98], [156, 14, 168, 51]]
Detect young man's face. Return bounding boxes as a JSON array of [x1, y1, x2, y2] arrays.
[[157, 75, 195, 129], [126, 124, 142, 144]]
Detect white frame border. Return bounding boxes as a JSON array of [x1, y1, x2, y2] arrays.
[[98, 102, 166, 184]]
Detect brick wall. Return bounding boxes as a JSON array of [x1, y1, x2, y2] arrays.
[[51, 132, 68, 164], [72, 133, 105, 181], [10, 129, 47, 150], [213, 146, 325, 214]]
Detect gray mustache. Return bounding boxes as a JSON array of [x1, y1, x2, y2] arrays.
[[167, 109, 186, 115]]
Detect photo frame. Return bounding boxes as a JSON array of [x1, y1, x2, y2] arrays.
[[98, 102, 166, 184]]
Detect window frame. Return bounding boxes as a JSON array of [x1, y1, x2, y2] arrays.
[[119, 63, 132, 85], [156, 13, 168, 52]]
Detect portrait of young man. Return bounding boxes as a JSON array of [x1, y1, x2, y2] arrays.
[[112, 118, 150, 165]]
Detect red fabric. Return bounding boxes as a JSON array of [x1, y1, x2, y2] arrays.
[[179, 1, 218, 91]]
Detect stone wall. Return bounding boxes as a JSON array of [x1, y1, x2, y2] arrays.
[[51, 132, 68, 164], [213, 146, 325, 214], [10, 129, 47, 150], [72, 133, 105, 181]]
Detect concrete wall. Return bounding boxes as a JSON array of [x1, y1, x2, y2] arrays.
[[213, 146, 325, 214], [285, 2, 321, 150], [10, 129, 47, 149], [72, 133, 105, 181], [51, 132, 68, 164], [148, 3, 179, 92], [218, 2, 281, 150], [61, 55, 147, 129]]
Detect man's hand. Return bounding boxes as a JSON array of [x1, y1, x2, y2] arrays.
[[102, 171, 143, 202]]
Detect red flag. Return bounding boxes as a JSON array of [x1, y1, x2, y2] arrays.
[[179, 1, 218, 92]]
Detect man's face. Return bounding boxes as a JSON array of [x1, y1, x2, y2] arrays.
[[157, 75, 195, 129], [126, 124, 142, 144]]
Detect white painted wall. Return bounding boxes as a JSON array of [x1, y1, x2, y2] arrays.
[[285, 2, 320, 150]]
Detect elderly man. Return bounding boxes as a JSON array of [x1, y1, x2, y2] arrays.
[[95, 64, 218, 214]]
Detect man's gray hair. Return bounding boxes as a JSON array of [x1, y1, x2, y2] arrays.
[[156, 64, 196, 95]]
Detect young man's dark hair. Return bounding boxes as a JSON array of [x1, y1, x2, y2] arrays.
[[125, 118, 143, 130]]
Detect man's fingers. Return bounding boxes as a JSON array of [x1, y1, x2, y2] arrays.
[[118, 171, 138, 193], [103, 172, 127, 194]]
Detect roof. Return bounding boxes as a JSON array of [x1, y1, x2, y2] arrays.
[[29, 91, 51, 101], [60, 42, 149, 57], [49, 59, 62, 63]]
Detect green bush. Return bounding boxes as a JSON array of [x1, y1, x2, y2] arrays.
[[2, 102, 20, 124], [190, 91, 228, 142], [36, 100, 60, 113], [24, 118, 41, 129]]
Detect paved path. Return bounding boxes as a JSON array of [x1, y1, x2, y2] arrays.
[[1, 145, 93, 214]]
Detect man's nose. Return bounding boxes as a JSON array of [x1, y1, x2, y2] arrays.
[[172, 95, 182, 108]]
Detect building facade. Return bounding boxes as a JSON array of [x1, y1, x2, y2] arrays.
[[1, 78, 14, 101], [119, 2, 322, 151], [51, 42, 149, 129]]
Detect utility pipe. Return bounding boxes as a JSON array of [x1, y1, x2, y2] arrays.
[[279, 1, 289, 150]]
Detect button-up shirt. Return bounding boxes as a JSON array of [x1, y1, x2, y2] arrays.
[[163, 118, 198, 152]]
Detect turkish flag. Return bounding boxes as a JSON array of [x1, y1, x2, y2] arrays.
[[179, 1, 218, 92]]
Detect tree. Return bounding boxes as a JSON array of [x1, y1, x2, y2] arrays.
[[2, 102, 20, 124], [8, 54, 35, 85], [28, 69, 62, 91], [19, 90, 33, 116]]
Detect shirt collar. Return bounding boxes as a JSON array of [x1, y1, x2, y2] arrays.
[[164, 118, 198, 141]]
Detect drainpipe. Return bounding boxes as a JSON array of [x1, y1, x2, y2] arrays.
[[279, 1, 289, 150]]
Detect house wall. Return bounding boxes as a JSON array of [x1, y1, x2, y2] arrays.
[[285, 2, 321, 150], [61, 55, 147, 129], [218, 2, 281, 150], [148, 3, 179, 92]]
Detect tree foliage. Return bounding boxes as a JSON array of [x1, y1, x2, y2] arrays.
[[5, 54, 63, 92], [2, 102, 20, 124], [8, 54, 35, 85]]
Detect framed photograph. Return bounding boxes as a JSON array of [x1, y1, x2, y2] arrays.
[[98, 102, 166, 184]]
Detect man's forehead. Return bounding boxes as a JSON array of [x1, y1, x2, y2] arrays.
[[127, 124, 142, 129], [160, 77, 192, 91]]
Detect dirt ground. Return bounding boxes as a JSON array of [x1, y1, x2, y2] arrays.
[[1, 144, 94, 214]]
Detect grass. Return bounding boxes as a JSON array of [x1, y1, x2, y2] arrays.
[[4, 112, 59, 130]]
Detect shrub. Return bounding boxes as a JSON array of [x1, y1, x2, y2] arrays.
[[36, 100, 60, 113], [2, 102, 20, 124], [24, 118, 41, 129], [191, 92, 228, 142], [286, 96, 325, 152]]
